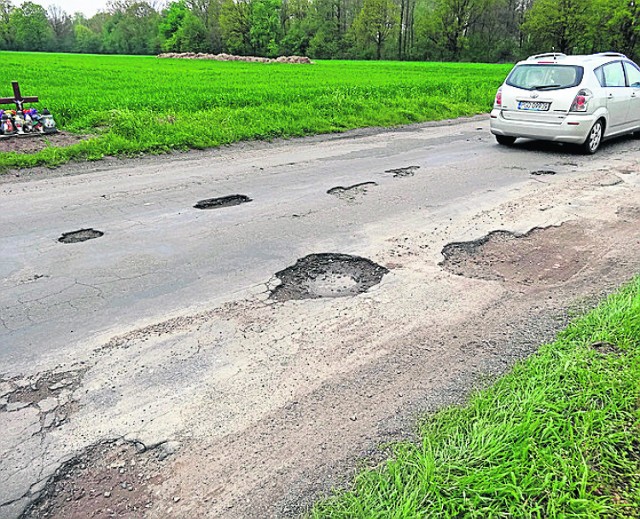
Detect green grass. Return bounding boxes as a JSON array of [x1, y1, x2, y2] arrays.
[[0, 52, 511, 170], [311, 277, 640, 518]]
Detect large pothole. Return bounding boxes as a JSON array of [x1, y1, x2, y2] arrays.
[[440, 222, 593, 285], [58, 229, 104, 244], [270, 253, 388, 301], [194, 194, 252, 210], [22, 439, 171, 519], [1, 368, 86, 431]]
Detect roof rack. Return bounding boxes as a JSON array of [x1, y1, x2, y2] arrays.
[[527, 52, 567, 61], [593, 52, 627, 58]]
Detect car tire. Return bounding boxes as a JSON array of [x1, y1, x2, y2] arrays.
[[581, 119, 604, 154], [496, 135, 516, 146]]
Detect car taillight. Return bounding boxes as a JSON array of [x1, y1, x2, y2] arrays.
[[494, 88, 502, 108], [570, 89, 592, 112]]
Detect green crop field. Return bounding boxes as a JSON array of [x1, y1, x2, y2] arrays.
[[0, 52, 512, 170]]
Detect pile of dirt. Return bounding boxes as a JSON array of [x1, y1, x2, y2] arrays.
[[158, 52, 313, 64]]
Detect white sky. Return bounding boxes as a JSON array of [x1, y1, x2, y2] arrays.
[[25, 1, 167, 17], [28, 1, 108, 17]]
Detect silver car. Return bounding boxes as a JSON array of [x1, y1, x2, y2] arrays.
[[490, 52, 640, 153]]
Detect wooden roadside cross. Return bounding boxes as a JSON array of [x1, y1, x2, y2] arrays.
[[0, 81, 38, 111]]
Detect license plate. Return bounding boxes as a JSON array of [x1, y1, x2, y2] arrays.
[[518, 101, 550, 111]]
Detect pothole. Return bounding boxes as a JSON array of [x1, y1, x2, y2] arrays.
[[194, 194, 252, 210], [2, 368, 86, 432], [440, 222, 593, 285], [270, 253, 388, 301], [2, 368, 86, 412], [22, 439, 169, 519], [530, 170, 556, 176], [598, 175, 623, 187], [385, 165, 420, 178], [590, 341, 622, 355], [58, 229, 104, 244], [327, 182, 377, 201], [616, 205, 640, 221]]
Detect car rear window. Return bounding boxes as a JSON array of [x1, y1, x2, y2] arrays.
[[506, 64, 584, 90]]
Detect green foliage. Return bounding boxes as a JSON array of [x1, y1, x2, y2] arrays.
[[0, 0, 637, 62], [311, 277, 640, 517], [220, 0, 252, 53], [0, 0, 14, 49], [101, 2, 160, 55], [249, 0, 283, 56], [352, 0, 399, 59], [10, 1, 54, 51], [73, 24, 102, 53], [160, 1, 190, 51], [522, 0, 593, 54], [0, 52, 510, 170], [161, 2, 210, 53]]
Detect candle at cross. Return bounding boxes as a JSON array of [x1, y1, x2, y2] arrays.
[[0, 81, 39, 111]]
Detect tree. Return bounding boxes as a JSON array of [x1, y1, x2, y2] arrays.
[[176, 11, 210, 50], [160, 0, 190, 51], [249, 0, 282, 55], [48, 5, 74, 51], [220, 0, 252, 53], [601, 0, 640, 57], [522, 0, 593, 54], [73, 23, 102, 53], [0, 0, 14, 49], [352, 0, 398, 59], [10, 1, 55, 51], [187, 0, 224, 52], [102, 1, 161, 54]]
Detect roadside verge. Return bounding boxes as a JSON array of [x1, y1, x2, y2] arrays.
[[312, 276, 640, 517]]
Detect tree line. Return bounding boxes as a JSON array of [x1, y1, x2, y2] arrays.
[[0, 0, 638, 62]]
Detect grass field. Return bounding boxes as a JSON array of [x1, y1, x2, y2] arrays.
[[311, 278, 640, 518], [0, 52, 511, 169]]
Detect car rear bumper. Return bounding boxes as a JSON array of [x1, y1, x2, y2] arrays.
[[489, 109, 596, 144]]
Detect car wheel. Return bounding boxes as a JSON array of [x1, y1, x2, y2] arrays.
[[581, 119, 603, 154], [496, 135, 516, 146]]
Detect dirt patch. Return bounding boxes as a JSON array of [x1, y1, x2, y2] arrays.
[[385, 166, 420, 178], [530, 170, 556, 176], [440, 222, 596, 286], [590, 341, 622, 355], [58, 229, 104, 244], [270, 253, 388, 301], [22, 439, 170, 519], [327, 182, 377, 201], [194, 194, 252, 210], [0, 131, 86, 154]]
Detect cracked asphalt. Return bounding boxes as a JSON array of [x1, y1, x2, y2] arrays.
[[1, 116, 640, 518]]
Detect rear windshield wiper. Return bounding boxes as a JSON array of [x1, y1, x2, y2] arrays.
[[532, 84, 562, 90]]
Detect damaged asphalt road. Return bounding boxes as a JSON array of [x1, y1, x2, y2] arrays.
[[1, 117, 640, 518]]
